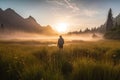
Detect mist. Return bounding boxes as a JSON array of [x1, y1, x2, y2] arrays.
[[0, 32, 104, 42]]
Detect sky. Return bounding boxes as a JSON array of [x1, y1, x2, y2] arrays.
[[0, 0, 120, 32]]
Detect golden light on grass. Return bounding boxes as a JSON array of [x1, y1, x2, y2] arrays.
[[55, 22, 68, 33]]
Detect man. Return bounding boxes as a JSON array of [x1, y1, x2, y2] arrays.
[[57, 35, 64, 49]]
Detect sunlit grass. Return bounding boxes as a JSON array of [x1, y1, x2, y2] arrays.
[[0, 40, 120, 80]]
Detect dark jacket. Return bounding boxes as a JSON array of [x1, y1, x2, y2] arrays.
[[58, 37, 64, 48]]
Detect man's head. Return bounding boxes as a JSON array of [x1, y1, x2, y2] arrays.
[[59, 35, 62, 38]]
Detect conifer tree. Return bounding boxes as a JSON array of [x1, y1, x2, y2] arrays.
[[106, 8, 113, 31]]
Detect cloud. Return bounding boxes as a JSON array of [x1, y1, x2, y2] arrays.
[[47, 0, 80, 12], [63, 0, 79, 12], [83, 9, 99, 17], [47, 0, 99, 18]]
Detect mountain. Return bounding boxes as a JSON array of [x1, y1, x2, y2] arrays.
[[0, 8, 57, 35], [67, 9, 120, 38], [114, 13, 120, 25], [104, 13, 120, 39], [99, 9, 120, 39], [92, 9, 120, 33]]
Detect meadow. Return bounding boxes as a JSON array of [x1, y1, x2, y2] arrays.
[[0, 40, 120, 80]]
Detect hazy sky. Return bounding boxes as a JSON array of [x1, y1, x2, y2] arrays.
[[0, 0, 120, 31]]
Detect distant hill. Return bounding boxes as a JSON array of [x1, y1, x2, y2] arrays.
[[103, 9, 120, 39], [96, 12, 120, 33], [104, 14, 120, 39], [68, 9, 120, 40], [0, 8, 57, 35]]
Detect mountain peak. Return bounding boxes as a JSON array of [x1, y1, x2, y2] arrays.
[[28, 15, 34, 19], [27, 15, 36, 22], [115, 13, 120, 20], [118, 13, 120, 17], [0, 8, 57, 35], [5, 8, 15, 13], [0, 8, 3, 12]]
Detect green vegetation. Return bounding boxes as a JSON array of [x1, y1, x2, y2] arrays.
[[104, 8, 120, 40], [104, 26, 120, 39], [0, 40, 120, 80]]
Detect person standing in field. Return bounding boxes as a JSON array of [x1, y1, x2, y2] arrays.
[[57, 35, 64, 49]]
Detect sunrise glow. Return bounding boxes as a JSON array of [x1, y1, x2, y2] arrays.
[[55, 22, 68, 33]]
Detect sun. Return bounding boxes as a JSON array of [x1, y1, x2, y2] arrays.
[[55, 22, 68, 33]]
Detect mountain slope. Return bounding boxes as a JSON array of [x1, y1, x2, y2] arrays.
[[104, 13, 120, 39], [0, 8, 57, 35]]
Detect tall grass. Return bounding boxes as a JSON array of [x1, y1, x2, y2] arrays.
[[0, 40, 120, 80]]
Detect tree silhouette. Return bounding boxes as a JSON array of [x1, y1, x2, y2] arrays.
[[106, 8, 113, 31], [1, 24, 4, 29]]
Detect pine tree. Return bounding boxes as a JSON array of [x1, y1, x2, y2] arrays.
[[106, 8, 113, 31]]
